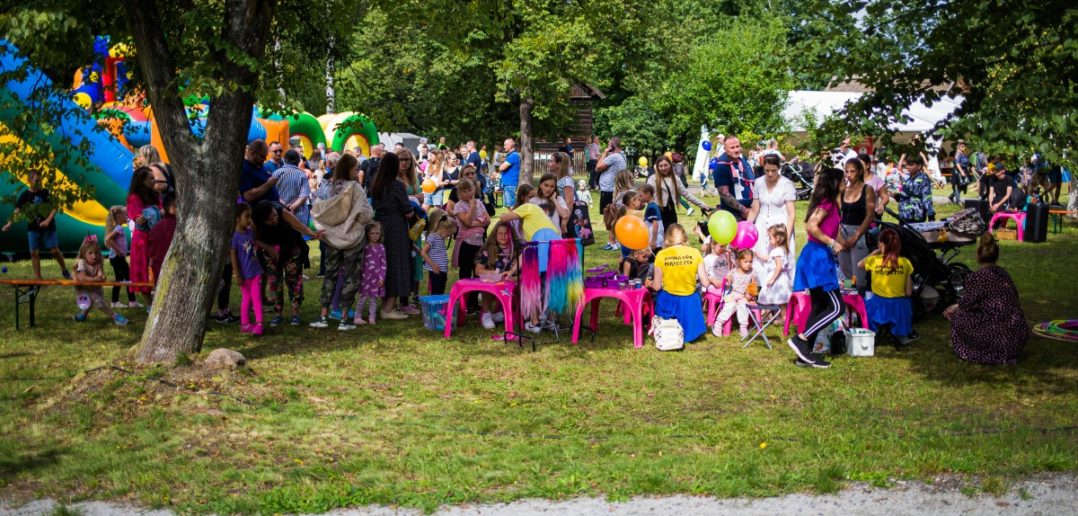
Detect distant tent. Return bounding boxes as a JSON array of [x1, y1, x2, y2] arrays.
[[783, 90, 964, 143]]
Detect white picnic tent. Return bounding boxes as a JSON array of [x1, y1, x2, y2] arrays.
[[782, 90, 965, 143]]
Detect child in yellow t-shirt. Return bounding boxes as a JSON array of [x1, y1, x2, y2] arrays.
[[652, 224, 709, 342], [858, 228, 915, 344]]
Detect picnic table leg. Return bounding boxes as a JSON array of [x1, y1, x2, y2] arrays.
[[13, 285, 19, 330], [28, 286, 36, 327]]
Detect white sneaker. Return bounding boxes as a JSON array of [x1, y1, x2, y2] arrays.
[[712, 323, 724, 337], [524, 322, 542, 334], [686, 206, 695, 216], [111, 302, 125, 308], [491, 311, 505, 323], [381, 310, 408, 320], [481, 312, 495, 330]]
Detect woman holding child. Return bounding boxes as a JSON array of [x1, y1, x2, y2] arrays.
[[747, 155, 797, 286]]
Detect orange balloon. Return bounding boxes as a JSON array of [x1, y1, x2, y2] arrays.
[[614, 215, 650, 250], [422, 178, 437, 194]]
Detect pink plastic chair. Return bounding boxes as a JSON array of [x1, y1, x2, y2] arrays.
[[783, 290, 869, 336], [989, 211, 1026, 241], [444, 279, 517, 339], [571, 286, 651, 348]]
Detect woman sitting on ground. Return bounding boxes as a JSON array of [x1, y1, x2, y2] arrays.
[[944, 234, 1029, 365]]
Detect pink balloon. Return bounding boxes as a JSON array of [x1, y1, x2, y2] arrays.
[[731, 221, 759, 249]]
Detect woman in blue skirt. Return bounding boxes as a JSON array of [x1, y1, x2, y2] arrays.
[[788, 167, 846, 368], [652, 224, 709, 342]]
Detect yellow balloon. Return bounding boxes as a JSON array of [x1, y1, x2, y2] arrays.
[[479, 149, 488, 160], [664, 151, 673, 159], [72, 92, 92, 110], [638, 157, 648, 168]]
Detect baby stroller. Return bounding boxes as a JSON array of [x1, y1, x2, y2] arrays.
[[869, 208, 984, 320], [781, 159, 814, 200]]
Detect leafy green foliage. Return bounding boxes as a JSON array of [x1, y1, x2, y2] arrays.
[[596, 15, 793, 153], [795, 0, 1078, 166]]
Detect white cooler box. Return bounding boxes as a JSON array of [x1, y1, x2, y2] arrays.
[[846, 328, 876, 357]]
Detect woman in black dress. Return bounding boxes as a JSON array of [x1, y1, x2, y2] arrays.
[[944, 234, 1029, 365], [370, 153, 415, 320]]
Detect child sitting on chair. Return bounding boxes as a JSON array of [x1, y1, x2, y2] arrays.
[[619, 247, 654, 290], [714, 249, 756, 338], [475, 221, 520, 330], [651, 224, 709, 342], [702, 237, 734, 296], [858, 227, 915, 346]]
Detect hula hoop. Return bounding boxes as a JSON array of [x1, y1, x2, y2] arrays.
[[1032, 320, 1078, 342]]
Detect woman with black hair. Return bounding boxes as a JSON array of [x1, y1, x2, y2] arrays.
[[126, 166, 161, 307], [370, 152, 416, 320], [787, 167, 846, 369]]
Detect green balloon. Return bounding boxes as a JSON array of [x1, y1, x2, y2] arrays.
[[708, 211, 738, 245]]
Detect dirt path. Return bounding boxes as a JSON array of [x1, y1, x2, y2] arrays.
[[4, 474, 1076, 515]]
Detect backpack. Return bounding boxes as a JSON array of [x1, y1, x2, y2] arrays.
[[651, 316, 684, 351]]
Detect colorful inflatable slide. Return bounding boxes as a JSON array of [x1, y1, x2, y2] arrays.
[[1, 38, 378, 253]]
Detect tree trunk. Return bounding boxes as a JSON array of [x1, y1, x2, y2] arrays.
[[128, 0, 277, 363], [519, 97, 534, 185], [325, 36, 336, 115], [1069, 169, 1078, 218]]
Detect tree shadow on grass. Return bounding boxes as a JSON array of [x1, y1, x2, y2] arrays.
[[868, 316, 1078, 396], [0, 447, 65, 480]]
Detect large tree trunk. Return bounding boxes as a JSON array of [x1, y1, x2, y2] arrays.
[[128, 0, 277, 363], [519, 97, 534, 185]]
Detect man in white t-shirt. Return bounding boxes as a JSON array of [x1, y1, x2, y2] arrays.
[[832, 137, 859, 167]]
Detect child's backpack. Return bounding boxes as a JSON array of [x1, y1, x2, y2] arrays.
[[651, 316, 684, 351]]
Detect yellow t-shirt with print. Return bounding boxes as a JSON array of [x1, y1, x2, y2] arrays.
[[863, 255, 913, 298], [511, 202, 558, 241], [655, 245, 702, 296]]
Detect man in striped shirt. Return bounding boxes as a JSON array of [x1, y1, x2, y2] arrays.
[[274, 149, 312, 225]]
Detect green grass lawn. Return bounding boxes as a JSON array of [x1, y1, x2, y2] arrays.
[[0, 188, 1076, 513]]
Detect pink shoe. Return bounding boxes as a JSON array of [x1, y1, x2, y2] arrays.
[[353, 316, 367, 325], [368, 314, 377, 325], [252, 323, 264, 336], [240, 323, 253, 334], [400, 305, 421, 315]]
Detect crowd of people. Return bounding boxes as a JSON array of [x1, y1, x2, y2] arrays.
[[1, 132, 1041, 367]]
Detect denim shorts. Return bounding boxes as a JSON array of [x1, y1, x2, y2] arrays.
[[27, 229, 59, 252]]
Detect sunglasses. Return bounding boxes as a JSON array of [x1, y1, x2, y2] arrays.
[[272, 149, 282, 154]]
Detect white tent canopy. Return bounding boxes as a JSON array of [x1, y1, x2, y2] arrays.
[[783, 90, 964, 134]]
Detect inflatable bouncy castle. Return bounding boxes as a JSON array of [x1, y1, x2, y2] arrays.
[[0, 37, 378, 253]]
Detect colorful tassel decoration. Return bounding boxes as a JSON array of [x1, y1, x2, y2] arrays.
[[547, 240, 569, 315], [519, 243, 542, 321], [564, 239, 584, 314]]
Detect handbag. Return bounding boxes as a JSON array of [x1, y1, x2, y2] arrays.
[[651, 316, 685, 351], [565, 200, 595, 245]]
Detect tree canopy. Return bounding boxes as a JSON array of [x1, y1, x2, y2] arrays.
[[794, 0, 1078, 164]]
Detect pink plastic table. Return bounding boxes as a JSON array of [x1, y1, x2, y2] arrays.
[[444, 279, 517, 339], [571, 286, 651, 348]]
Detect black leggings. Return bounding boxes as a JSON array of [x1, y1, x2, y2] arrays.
[[109, 256, 134, 303], [803, 287, 843, 343], [218, 263, 233, 311], [457, 241, 481, 310]]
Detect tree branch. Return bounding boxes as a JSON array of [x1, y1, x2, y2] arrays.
[[126, 0, 199, 172]]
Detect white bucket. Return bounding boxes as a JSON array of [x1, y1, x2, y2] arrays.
[[847, 328, 876, 357]]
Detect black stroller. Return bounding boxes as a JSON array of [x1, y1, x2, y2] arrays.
[[781, 159, 814, 200], [869, 208, 985, 320]]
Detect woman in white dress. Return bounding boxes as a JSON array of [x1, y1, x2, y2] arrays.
[[746, 154, 797, 285]]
